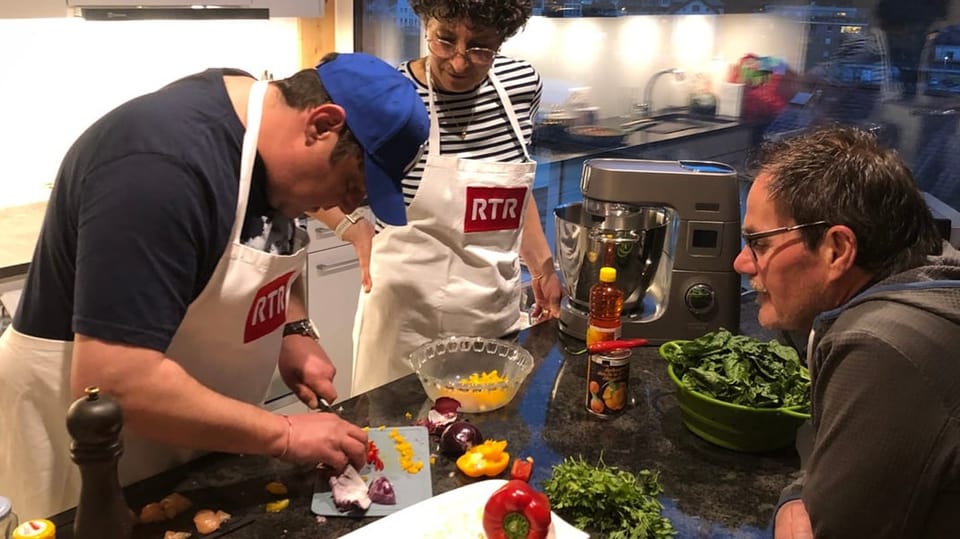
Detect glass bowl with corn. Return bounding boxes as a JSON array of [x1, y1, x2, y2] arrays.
[[406, 336, 534, 413]]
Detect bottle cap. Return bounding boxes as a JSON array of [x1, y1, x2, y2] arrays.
[[12, 519, 56, 539], [599, 267, 617, 283], [0, 496, 11, 519]]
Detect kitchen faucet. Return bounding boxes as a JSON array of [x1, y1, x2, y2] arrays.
[[636, 68, 685, 117]]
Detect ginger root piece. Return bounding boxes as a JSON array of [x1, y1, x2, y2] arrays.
[[193, 509, 232, 535], [161, 492, 193, 519], [139, 502, 166, 524]]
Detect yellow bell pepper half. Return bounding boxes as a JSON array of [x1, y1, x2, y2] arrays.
[[456, 440, 510, 478]]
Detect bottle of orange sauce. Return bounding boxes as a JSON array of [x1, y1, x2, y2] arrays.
[[586, 266, 622, 346]]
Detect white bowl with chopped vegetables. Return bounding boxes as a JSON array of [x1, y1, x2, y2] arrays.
[[406, 336, 534, 413], [659, 329, 811, 453]]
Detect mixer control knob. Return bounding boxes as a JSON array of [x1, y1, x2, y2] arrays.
[[685, 284, 716, 315]]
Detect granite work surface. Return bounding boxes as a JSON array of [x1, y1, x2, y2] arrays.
[[51, 302, 800, 539], [530, 112, 744, 165], [0, 201, 45, 279]]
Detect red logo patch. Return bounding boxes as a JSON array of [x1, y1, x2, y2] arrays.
[[464, 186, 527, 233], [244, 271, 295, 343]]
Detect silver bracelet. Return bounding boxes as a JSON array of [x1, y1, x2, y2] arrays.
[[334, 209, 365, 240]]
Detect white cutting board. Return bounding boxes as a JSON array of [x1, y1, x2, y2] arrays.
[[340, 479, 589, 539], [311, 426, 433, 517]]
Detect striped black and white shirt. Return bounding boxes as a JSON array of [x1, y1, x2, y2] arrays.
[[373, 56, 542, 229]]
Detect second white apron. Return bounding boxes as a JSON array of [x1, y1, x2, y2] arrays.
[[351, 64, 536, 395]]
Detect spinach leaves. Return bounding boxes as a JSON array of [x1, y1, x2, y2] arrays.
[[661, 329, 810, 411]]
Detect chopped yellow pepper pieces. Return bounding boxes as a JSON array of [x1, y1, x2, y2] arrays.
[[389, 428, 424, 474], [265, 499, 289, 513]]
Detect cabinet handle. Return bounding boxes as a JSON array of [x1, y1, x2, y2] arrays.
[[316, 259, 359, 275], [313, 227, 335, 241]]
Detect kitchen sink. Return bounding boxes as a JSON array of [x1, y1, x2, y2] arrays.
[[621, 112, 735, 134]]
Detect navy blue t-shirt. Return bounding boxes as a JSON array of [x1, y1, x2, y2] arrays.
[[15, 69, 296, 352]]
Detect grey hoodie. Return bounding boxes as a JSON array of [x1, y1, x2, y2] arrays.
[[777, 242, 960, 538]]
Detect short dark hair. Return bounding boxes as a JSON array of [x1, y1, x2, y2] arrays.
[[749, 125, 942, 279], [272, 54, 361, 164], [410, 0, 532, 41]]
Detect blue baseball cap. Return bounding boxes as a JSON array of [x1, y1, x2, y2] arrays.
[[317, 53, 428, 226]]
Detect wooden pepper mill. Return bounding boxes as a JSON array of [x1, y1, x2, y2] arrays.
[[66, 386, 132, 539]]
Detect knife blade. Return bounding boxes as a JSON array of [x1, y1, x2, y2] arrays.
[[205, 514, 256, 538]]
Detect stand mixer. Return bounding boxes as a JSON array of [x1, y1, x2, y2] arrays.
[[555, 159, 741, 344]]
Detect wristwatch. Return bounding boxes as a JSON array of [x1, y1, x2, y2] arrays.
[[334, 209, 366, 241], [282, 319, 319, 340]]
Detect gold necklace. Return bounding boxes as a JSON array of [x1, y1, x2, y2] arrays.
[[424, 58, 477, 140], [452, 105, 477, 139]]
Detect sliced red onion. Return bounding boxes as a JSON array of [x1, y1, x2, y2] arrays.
[[414, 397, 462, 435], [367, 475, 397, 505], [433, 396, 461, 415], [329, 464, 371, 512]]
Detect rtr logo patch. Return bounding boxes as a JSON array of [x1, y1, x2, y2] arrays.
[[464, 186, 527, 233], [244, 271, 295, 343]]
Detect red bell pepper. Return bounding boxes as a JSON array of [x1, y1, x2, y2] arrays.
[[510, 456, 534, 483], [367, 440, 384, 471], [482, 479, 552, 539]]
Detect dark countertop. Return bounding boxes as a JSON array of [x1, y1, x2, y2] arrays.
[[50, 296, 799, 539], [530, 113, 745, 165]]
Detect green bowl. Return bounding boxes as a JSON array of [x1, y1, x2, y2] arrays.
[[661, 341, 810, 453]]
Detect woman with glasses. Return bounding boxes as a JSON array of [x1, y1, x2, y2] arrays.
[[313, 0, 562, 395]]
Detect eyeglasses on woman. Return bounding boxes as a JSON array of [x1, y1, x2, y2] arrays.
[[427, 37, 497, 65]]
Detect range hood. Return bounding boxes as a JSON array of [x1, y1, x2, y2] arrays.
[[69, 1, 268, 20]]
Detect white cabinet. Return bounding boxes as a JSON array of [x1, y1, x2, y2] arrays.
[[305, 212, 367, 401], [306, 241, 360, 401], [262, 214, 361, 411]]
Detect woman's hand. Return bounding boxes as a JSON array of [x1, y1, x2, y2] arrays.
[[342, 217, 375, 293], [530, 257, 563, 321]]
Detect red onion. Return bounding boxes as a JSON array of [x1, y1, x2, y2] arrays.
[[439, 421, 484, 456], [367, 475, 397, 505]]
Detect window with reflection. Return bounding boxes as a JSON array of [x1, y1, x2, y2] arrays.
[[354, 0, 960, 236]]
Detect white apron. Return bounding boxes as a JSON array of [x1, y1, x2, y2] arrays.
[[0, 80, 308, 519], [351, 63, 537, 395]]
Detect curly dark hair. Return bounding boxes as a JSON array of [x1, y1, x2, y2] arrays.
[[410, 0, 532, 40], [749, 125, 942, 279]]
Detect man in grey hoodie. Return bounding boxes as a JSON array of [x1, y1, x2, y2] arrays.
[[735, 125, 960, 538]]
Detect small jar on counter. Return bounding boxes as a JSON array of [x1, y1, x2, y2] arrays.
[[11, 519, 56, 539]]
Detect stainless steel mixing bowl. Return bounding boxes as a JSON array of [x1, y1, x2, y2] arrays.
[[555, 201, 667, 310]]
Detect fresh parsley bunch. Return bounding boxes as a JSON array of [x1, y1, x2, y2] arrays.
[[661, 328, 810, 411], [542, 456, 676, 539]]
